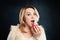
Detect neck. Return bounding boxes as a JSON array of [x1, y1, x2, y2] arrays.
[[24, 24, 31, 33]]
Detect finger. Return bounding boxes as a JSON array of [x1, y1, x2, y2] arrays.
[[35, 26, 40, 32], [34, 25, 41, 34], [34, 26, 41, 36], [33, 26, 37, 33], [36, 27, 41, 34], [30, 27, 35, 34], [33, 25, 39, 32]]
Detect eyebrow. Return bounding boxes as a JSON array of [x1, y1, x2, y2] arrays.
[[25, 12, 31, 14]]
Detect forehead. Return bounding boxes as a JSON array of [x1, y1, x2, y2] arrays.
[[25, 8, 35, 13]]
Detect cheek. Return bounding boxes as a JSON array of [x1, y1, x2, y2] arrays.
[[25, 17, 32, 26], [34, 16, 38, 20], [35, 16, 38, 18], [25, 16, 31, 23], [34, 16, 38, 22]]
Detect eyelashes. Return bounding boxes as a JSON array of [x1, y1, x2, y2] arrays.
[[34, 13, 36, 15], [26, 12, 37, 16], [26, 12, 31, 16], [27, 13, 31, 16]]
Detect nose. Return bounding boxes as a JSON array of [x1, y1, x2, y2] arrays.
[[31, 16, 34, 19]]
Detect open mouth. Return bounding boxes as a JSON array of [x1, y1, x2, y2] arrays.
[[31, 20, 36, 27], [31, 20, 35, 23]]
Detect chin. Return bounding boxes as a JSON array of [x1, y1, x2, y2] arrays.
[[28, 25, 32, 27]]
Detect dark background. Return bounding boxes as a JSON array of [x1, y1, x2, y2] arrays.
[[0, 0, 60, 40]]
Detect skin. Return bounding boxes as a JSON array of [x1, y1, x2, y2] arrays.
[[24, 8, 37, 27], [21, 8, 41, 38]]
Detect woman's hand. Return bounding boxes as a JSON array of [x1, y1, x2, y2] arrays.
[[30, 24, 41, 38]]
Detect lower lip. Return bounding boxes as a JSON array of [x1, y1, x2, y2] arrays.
[[32, 24, 35, 27]]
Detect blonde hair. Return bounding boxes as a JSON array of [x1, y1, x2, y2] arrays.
[[19, 6, 40, 32]]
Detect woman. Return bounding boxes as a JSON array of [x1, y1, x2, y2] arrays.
[[7, 6, 46, 40]]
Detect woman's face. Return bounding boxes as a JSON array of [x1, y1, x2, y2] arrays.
[[24, 8, 38, 27]]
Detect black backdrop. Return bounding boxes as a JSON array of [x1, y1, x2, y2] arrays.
[[0, 0, 60, 40]]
